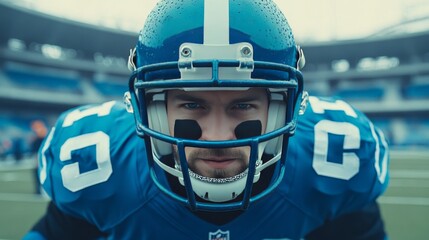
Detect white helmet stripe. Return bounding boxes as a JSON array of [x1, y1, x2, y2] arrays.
[[204, 0, 229, 45]]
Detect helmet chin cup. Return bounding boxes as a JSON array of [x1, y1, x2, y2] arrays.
[[177, 166, 262, 203], [178, 172, 247, 202]]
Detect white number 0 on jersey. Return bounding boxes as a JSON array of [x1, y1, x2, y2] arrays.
[[309, 97, 388, 183], [39, 101, 115, 192]]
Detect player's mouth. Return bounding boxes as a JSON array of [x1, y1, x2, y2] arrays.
[[199, 157, 238, 169]]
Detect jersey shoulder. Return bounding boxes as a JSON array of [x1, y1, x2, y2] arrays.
[[39, 101, 157, 230], [283, 96, 389, 218]]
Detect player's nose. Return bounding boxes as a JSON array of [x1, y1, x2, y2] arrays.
[[200, 114, 235, 141]]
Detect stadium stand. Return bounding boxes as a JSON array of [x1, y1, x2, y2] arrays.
[[3, 63, 82, 93], [0, 1, 428, 149], [403, 74, 429, 99], [398, 119, 429, 146], [334, 87, 385, 101], [92, 74, 128, 98], [92, 81, 128, 98]]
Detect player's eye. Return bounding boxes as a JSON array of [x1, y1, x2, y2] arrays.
[[183, 102, 202, 110], [232, 103, 252, 110]]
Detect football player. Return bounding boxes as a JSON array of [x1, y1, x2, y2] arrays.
[[24, 0, 389, 239]]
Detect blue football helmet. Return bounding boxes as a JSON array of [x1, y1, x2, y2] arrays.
[[125, 0, 306, 211]]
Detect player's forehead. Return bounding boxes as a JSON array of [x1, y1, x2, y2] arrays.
[[166, 88, 268, 103]]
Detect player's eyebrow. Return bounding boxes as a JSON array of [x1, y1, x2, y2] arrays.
[[230, 95, 267, 104], [229, 90, 270, 104], [172, 93, 207, 104]]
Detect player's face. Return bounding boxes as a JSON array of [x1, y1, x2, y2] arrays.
[[167, 88, 269, 178]]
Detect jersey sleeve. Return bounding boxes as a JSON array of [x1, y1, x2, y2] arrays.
[[285, 96, 390, 220], [37, 101, 156, 231]]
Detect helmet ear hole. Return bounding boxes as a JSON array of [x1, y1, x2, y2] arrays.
[[147, 98, 172, 156], [264, 95, 286, 155]]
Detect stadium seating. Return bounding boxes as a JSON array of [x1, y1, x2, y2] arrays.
[[401, 119, 429, 146], [370, 118, 392, 138], [403, 78, 429, 99], [403, 83, 429, 99], [3, 67, 82, 94], [92, 80, 128, 98], [334, 87, 385, 101]]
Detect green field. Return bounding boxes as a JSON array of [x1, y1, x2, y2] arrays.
[[0, 149, 428, 240], [378, 149, 429, 240]]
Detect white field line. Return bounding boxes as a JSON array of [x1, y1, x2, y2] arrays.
[[390, 170, 429, 179], [390, 149, 429, 161], [388, 180, 429, 188], [0, 193, 50, 203], [378, 196, 429, 206]]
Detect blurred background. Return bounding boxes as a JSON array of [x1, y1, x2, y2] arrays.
[[0, 0, 428, 239]]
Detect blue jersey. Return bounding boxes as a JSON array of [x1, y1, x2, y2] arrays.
[[36, 96, 389, 240]]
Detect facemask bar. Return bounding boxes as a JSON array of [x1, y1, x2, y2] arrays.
[[128, 59, 303, 211]]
